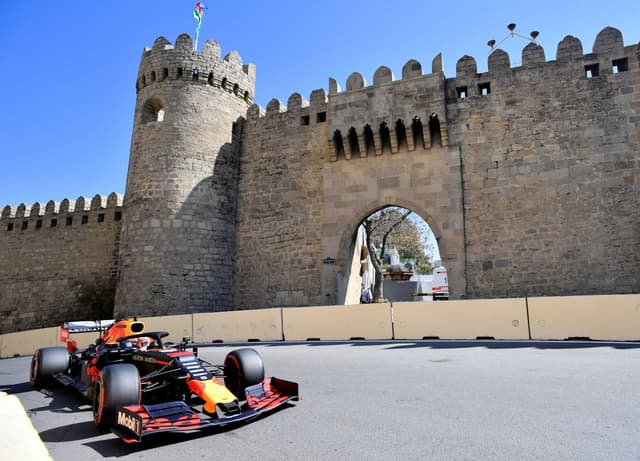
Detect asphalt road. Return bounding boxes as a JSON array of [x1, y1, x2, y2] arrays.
[[1, 340, 639, 460]]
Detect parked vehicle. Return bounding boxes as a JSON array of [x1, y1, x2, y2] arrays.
[[431, 264, 449, 301]]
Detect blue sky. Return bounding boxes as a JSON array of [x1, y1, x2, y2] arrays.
[[1, 0, 638, 210]]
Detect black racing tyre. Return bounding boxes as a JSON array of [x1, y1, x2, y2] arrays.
[[30, 347, 69, 388], [224, 348, 265, 400], [93, 364, 141, 429]]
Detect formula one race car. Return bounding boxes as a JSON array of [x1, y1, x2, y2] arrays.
[[29, 319, 299, 443]]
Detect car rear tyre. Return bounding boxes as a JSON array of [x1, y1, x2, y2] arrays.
[[224, 348, 265, 400], [93, 364, 141, 429], [30, 347, 69, 389]]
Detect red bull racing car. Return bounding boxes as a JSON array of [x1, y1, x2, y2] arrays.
[[29, 319, 299, 443]]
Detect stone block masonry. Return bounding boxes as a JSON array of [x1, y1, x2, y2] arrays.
[[1, 26, 638, 333], [0, 194, 122, 333]]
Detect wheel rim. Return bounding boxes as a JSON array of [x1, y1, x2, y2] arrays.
[[29, 353, 39, 385], [93, 380, 104, 425]]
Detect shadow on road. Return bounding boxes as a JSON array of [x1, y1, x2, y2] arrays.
[[28, 386, 92, 414], [39, 421, 97, 443], [0, 380, 32, 395]]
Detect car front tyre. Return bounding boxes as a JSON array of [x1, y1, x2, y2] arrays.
[[93, 364, 141, 429], [224, 348, 265, 400]]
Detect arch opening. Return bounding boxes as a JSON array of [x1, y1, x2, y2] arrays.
[[347, 127, 360, 156], [333, 130, 345, 159], [412, 116, 425, 149], [141, 98, 165, 123], [341, 205, 444, 305]]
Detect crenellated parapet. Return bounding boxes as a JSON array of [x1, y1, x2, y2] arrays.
[[327, 54, 449, 160], [323, 26, 638, 162], [135, 34, 256, 105], [245, 88, 328, 130], [447, 26, 637, 101], [1, 193, 123, 231]]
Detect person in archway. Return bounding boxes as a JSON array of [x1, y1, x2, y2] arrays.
[[360, 283, 372, 304]]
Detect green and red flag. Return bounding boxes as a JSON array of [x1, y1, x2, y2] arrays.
[[193, 2, 205, 28], [193, 2, 207, 50]]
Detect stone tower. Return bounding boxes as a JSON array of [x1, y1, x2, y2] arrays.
[[115, 34, 255, 317]]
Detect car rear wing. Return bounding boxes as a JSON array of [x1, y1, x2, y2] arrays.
[[59, 320, 116, 344], [63, 320, 115, 333]]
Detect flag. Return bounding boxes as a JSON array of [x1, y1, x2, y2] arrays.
[[193, 2, 206, 30]]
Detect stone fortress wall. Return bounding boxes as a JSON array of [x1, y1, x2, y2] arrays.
[[1, 26, 638, 333], [0, 194, 123, 332], [237, 26, 638, 308], [449, 28, 640, 298]]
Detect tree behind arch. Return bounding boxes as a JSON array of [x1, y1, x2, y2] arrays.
[[364, 207, 433, 302]]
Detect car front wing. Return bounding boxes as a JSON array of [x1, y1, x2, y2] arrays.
[[111, 377, 299, 443]]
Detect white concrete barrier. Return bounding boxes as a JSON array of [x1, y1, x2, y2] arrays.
[[393, 299, 529, 340], [528, 294, 640, 341], [282, 303, 393, 340], [0, 392, 53, 460], [0, 327, 60, 358], [138, 314, 194, 344], [193, 308, 283, 343]]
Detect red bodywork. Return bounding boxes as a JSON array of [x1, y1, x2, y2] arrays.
[[113, 377, 299, 443]]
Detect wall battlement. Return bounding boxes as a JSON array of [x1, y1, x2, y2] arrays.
[[1, 193, 122, 220], [246, 88, 328, 120], [328, 26, 635, 97], [136, 34, 256, 104]]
